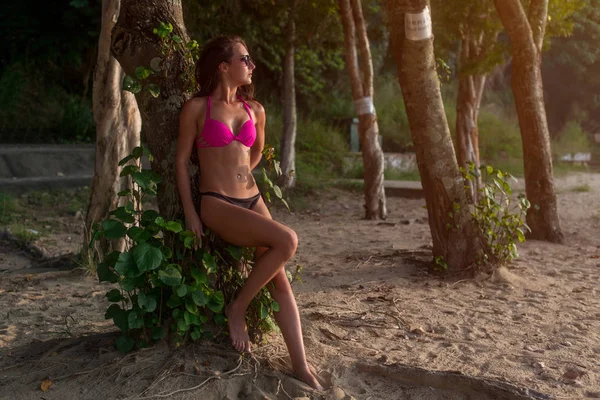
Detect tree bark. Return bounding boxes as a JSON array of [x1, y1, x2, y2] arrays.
[[85, 0, 141, 256], [111, 0, 195, 222], [385, 0, 489, 271], [280, 0, 298, 189], [494, 0, 564, 243], [339, 0, 387, 219]]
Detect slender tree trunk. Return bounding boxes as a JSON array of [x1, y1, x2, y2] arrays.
[[494, 0, 564, 243], [339, 0, 386, 219], [111, 0, 194, 222], [85, 0, 141, 256], [385, 0, 489, 271], [280, 0, 298, 189]]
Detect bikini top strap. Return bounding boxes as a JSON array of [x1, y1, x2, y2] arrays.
[[206, 96, 211, 119], [238, 96, 253, 121]]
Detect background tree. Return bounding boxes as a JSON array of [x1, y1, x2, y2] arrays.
[[384, 0, 490, 271], [280, 0, 298, 189], [338, 0, 386, 219], [85, 0, 141, 257], [493, 0, 565, 243]]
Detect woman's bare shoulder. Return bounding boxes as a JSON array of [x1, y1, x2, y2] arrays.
[[181, 96, 208, 118]]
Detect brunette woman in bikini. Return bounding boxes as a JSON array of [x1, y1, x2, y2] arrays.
[[175, 36, 322, 390]]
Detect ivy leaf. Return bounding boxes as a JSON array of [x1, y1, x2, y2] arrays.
[[128, 310, 144, 329], [190, 328, 202, 340], [115, 335, 135, 353], [260, 304, 268, 319], [105, 289, 123, 302], [202, 252, 217, 274], [191, 290, 207, 306], [112, 207, 135, 224], [114, 251, 139, 277], [147, 84, 160, 98], [120, 164, 139, 177], [185, 298, 199, 314], [271, 301, 280, 312], [158, 265, 182, 286], [176, 284, 188, 297], [135, 66, 153, 80], [138, 291, 157, 312], [225, 246, 243, 261], [164, 221, 183, 233], [152, 327, 165, 340], [105, 304, 122, 319], [122, 75, 141, 94], [191, 267, 207, 285], [97, 261, 118, 283], [172, 35, 183, 44], [118, 155, 135, 166], [127, 226, 151, 242], [102, 220, 127, 239], [132, 242, 163, 272]]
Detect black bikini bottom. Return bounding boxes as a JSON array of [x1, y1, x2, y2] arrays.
[[199, 191, 261, 210]]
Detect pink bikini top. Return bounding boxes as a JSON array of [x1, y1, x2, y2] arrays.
[[196, 96, 256, 148]]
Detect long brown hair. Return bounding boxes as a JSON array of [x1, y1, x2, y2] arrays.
[[194, 36, 255, 101]]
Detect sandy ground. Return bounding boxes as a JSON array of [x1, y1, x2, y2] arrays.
[[0, 173, 599, 399]]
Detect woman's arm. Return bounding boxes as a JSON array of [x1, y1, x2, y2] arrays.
[[176, 98, 205, 239], [249, 101, 266, 170]]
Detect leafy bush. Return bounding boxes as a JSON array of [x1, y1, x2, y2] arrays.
[[461, 163, 531, 267], [89, 146, 281, 352], [552, 120, 591, 157]]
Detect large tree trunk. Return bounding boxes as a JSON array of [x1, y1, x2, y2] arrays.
[[85, 0, 141, 256], [280, 0, 298, 189], [385, 0, 489, 271], [494, 0, 564, 243], [111, 0, 194, 222], [339, 0, 387, 220]]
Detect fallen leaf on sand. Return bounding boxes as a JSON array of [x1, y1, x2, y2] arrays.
[[40, 379, 53, 392]]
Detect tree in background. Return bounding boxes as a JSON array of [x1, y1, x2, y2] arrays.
[[338, 0, 386, 219], [493, 0, 565, 243], [280, 0, 298, 189], [385, 0, 490, 271], [85, 0, 140, 256], [431, 1, 503, 200]]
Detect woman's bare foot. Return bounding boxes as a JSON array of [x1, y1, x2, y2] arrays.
[[225, 304, 251, 352], [294, 365, 324, 391]]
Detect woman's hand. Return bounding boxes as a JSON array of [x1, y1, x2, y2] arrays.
[[185, 211, 204, 247]]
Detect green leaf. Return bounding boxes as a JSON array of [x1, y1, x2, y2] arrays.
[[97, 261, 119, 283], [184, 310, 194, 325], [273, 185, 283, 199], [158, 265, 182, 286], [120, 165, 139, 177], [152, 327, 165, 340], [127, 226, 151, 242], [112, 308, 129, 331], [191, 290, 207, 306], [128, 310, 144, 329], [132, 242, 163, 272], [132, 146, 143, 158], [207, 291, 224, 313], [176, 284, 188, 297], [122, 75, 142, 94], [166, 293, 181, 308], [102, 219, 127, 239], [185, 298, 198, 314], [116, 335, 135, 353], [162, 246, 173, 259], [486, 165, 494, 174], [190, 267, 208, 285], [119, 275, 144, 291], [105, 304, 122, 319], [115, 251, 139, 277], [138, 291, 157, 312], [177, 318, 188, 332], [147, 83, 160, 98], [280, 198, 290, 211], [214, 313, 227, 326], [225, 246, 243, 261], [202, 252, 217, 274], [184, 235, 196, 249], [190, 328, 202, 340], [112, 207, 135, 224], [260, 304, 268, 319], [271, 301, 280, 312], [172, 35, 183, 44], [118, 155, 135, 166], [117, 189, 131, 197], [185, 40, 198, 50], [106, 289, 123, 302], [516, 228, 526, 243], [135, 66, 153, 80], [164, 221, 183, 233]]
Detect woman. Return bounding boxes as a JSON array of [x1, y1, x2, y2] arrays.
[[175, 36, 322, 390]]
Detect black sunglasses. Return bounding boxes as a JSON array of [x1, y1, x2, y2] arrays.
[[238, 54, 254, 67]]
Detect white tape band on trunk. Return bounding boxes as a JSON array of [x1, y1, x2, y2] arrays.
[[405, 6, 432, 41], [354, 96, 375, 115]]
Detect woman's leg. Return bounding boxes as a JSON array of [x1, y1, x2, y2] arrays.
[[250, 199, 323, 390], [199, 195, 298, 353]]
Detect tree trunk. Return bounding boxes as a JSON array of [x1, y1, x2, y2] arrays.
[[280, 0, 298, 189], [494, 0, 564, 243], [85, 0, 141, 256], [385, 0, 489, 271], [111, 0, 195, 222], [339, 0, 387, 219]]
